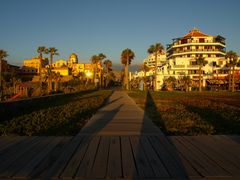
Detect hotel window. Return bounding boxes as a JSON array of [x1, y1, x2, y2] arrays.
[[199, 38, 205, 43]]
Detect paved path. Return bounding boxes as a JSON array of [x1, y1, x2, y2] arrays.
[[0, 90, 240, 179], [78, 90, 163, 136]]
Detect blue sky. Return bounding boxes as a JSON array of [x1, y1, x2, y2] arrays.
[[1, 0, 240, 66]]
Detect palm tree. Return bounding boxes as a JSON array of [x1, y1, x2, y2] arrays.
[[91, 55, 100, 86], [103, 59, 112, 87], [147, 43, 164, 91], [0, 49, 8, 100], [139, 62, 150, 90], [98, 53, 106, 87], [225, 51, 240, 92], [164, 76, 177, 91], [121, 48, 135, 90], [194, 57, 208, 92], [52, 72, 62, 92], [45, 47, 59, 93], [179, 76, 191, 91], [37, 46, 47, 91]]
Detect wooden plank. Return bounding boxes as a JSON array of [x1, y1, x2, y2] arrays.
[[0, 137, 51, 178], [184, 136, 240, 176], [60, 136, 91, 178], [212, 135, 240, 161], [29, 137, 71, 179], [13, 137, 63, 178], [149, 136, 189, 178], [0, 137, 39, 175], [43, 136, 83, 179], [172, 136, 230, 177], [130, 136, 155, 178], [107, 136, 122, 178], [195, 136, 240, 170], [228, 135, 240, 144], [88, 136, 110, 178], [75, 136, 100, 178], [141, 136, 169, 178], [121, 136, 137, 178], [0, 137, 26, 152]]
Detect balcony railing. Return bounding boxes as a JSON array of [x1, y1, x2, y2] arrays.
[[173, 40, 225, 46], [172, 65, 185, 68], [187, 65, 199, 68], [173, 49, 225, 54]]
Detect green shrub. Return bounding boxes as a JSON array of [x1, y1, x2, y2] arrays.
[[0, 90, 112, 136]]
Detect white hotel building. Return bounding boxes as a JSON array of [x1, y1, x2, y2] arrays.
[[139, 28, 237, 90]]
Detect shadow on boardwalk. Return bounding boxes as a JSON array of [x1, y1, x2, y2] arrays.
[[41, 90, 189, 179], [131, 90, 188, 179]]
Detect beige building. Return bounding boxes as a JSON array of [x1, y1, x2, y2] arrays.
[[23, 57, 49, 73], [52, 59, 67, 68], [72, 63, 85, 77], [143, 52, 166, 68]]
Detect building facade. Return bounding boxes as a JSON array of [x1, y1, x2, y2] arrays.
[[138, 28, 239, 90], [163, 28, 228, 89]]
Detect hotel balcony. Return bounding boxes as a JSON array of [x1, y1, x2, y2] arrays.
[[172, 65, 185, 68], [167, 49, 226, 59], [167, 40, 226, 51]]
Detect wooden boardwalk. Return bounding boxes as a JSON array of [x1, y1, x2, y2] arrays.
[[0, 91, 240, 179]]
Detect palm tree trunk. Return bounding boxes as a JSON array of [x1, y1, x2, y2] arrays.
[[228, 67, 231, 91], [144, 69, 146, 91], [39, 54, 42, 93], [49, 54, 53, 93], [199, 67, 202, 92], [155, 51, 158, 91], [125, 60, 129, 90], [106, 66, 109, 88], [232, 67, 235, 92]]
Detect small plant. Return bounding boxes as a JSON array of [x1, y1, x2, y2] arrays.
[[0, 90, 112, 136], [128, 90, 240, 135]]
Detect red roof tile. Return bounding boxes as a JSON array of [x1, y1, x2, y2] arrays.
[[184, 28, 210, 38]]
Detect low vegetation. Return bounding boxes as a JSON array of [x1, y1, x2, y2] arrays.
[[0, 90, 112, 136], [128, 90, 240, 135]]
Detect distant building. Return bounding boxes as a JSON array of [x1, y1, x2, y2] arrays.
[[72, 63, 85, 77], [143, 52, 166, 68], [23, 57, 49, 74], [52, 67, 71, 76], [52, 59, 67, 68], [137, 28, 239, 90], [163, 28, 228, 88], [68, 53, 78, 68]]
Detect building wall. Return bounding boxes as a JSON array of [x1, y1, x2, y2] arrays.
[[52, 59, 67, 68], [23, 57, 48, 73]]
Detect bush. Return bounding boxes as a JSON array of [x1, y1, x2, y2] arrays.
[[0, 90, 112, 136], [128, 90, 240, 135]]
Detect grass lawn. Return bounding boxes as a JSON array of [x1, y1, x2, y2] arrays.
[[128, 90, 240, 135], [0, 90, 112, 136]]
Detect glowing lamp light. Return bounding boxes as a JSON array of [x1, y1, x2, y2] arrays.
[[86, 72, 92, 77]]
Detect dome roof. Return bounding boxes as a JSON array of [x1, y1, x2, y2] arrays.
[[70, 53, 78, 58]]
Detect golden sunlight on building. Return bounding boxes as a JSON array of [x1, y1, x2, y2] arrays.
[[136, 28, 240, 91], [72, 63, 85, 77], [52, 59, 67, 68], [23, 57, 49, 73]]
